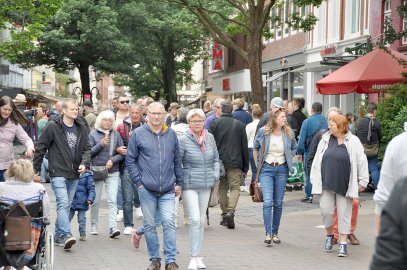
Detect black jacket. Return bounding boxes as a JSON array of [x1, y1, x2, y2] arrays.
[[33, 117, 91, 180], [355, 116, 382, 145], [209, 114, 249, 173], [291, 109, 307, 139], [370, 176, 407, 270]]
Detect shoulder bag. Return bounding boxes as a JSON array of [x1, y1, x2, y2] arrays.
[[304, 117, 325, 149], [4, 201, 32, 251], [250, 137, 266, 203], [91, 133, 115, 181]]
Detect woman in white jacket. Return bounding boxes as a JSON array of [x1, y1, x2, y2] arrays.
[[310, 115, 368, 257]]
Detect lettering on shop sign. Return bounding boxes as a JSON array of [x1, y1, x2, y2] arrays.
[[223, 78, 230, 91], [320, 44, 337, 56], [212, 41, 224, 70]]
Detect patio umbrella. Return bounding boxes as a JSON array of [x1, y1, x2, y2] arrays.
[[316, 48, 407, 94]]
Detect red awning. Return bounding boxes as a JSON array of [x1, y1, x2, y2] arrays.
[[316, 48, 407, 94]]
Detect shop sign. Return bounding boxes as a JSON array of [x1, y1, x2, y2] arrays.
[[320, 44, 337, 56], [223, 78, 230, 91], [212, 41, 224, 71]]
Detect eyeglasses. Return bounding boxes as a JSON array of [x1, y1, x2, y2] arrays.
[[120, 100, 130, 104], [190, 120, 204, 124], [148, 111, 164, 117]]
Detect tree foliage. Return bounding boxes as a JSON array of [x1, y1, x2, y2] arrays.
[[168, 0, 321, 107], [112, 0, 205, 105], [16, 0, 130, 100], [0, 0, 62, 62]]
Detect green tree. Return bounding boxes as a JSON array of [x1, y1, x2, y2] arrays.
[[0, 0, 62, 62], [170, 0, 321, 106], [16, 0, 130, 101], [113, 0, 205, 105]]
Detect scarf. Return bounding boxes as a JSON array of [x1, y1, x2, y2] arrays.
[[188, 128, 206, 153]]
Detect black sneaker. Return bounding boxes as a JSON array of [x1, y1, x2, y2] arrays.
[[165, 262, 179, 270], [110, 228, 120, 238], [338, 243, 348, 257], [62, 234, 76, 250], [147, 259, 161, 270], [324, 235, 334, 252], [225, 211, 235, 229], [54, 235, 64, 247], [300, 197, 313, 203]]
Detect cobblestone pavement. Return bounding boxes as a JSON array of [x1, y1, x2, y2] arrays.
[[45, 183, 376, 270]]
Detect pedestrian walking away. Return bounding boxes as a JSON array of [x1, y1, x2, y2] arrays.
[[253, 108, 297, 245], [33, 98, 91, 250], [126, 102, 183, 270]]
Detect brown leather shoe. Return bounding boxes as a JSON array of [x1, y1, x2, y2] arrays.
[[147, 259, 161, 270], [348, 234, 360, 245]]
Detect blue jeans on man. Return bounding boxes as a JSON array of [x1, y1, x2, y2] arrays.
[[121, 169, 140, 227], [368, 156, 380, 189], [303, 152, 312, 199], [51, 177, 79, 239], [248, 148, 257, 182], [138, 187, 176, 264], [259, 164, 288, 236]]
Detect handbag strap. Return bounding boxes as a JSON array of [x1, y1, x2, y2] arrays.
[[254, 137, 266, 184], [308, 117, 325, 144], [6, 201, 30, 217]]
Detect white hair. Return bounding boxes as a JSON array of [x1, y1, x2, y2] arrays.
[[186, 108, 205, 122], [148, 102, 165, 112], [95, 110, 116, 130]]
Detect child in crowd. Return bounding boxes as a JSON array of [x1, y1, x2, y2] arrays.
[[70, 171, 96, 241]]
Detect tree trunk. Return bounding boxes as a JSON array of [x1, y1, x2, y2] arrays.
[[246, 35, 264, 109], [162, 38, 177, 108], [78, 64, 91, 103]]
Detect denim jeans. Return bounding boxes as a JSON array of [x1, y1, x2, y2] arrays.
[[40, 157, 49, 182], [121, 169, 140, 227], [51, 177, 79, 238], [303, 152, 312, 198], [259, 164, 288, 235], [69, 209, 87, 235], [138, 187, 176, 264], [137, 211, 161, 235], [367, 157, 380, 189], [117, 177, 123, 210], [183, 189, 211, 257], [249, 148, 257, 182], [90, 171, 120, 230]]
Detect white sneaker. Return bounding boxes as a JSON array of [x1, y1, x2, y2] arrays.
[[240, 186, 245, 192], [123, 226, 133, 235], [135, 207, 143, 218], [188, 258, 198, 270], [196, 257, 206, 269], [117, 210, 124, 221], [90, 225, 98, 235]]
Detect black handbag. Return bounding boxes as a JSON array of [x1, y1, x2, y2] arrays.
[[91, 132, 115, 181]]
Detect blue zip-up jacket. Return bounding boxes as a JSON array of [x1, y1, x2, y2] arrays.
[[126, 123, 183, 194], [297, 113, 328, 155], [71, 171, 96, 211], [232, 108, 253, 126], [178, 130, 220, 191], [89, 129, 124, 173], [253, 127, 298, 173]]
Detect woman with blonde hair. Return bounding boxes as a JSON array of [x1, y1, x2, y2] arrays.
[[0, 159, 50, 216], [88, 110, 124, 238], [310, 114, 368, 257], [253, 108, 297, 245]]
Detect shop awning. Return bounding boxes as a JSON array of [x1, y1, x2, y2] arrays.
[[266, 71, 288, 82], [316, 48, 407, 94], [292, 62, 338, 73]]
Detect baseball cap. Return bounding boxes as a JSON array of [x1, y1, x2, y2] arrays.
[[83, 101, 93, 107], [270, 97, 284, 109]]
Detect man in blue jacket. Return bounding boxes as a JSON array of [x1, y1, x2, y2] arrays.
[[297, 102, 328, 203], [126, 102, 183, 270]]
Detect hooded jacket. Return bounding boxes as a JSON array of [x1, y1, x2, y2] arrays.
[[33, 116, 91, 180], [70, 171, 96, 211], [126, 123, 183, 194]]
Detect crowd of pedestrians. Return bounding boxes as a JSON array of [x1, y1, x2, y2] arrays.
[[1, 90, 406, 270]]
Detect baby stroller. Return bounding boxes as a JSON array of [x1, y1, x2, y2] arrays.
[[0, 195, 53, 270]]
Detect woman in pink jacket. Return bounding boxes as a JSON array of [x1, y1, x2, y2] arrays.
[[0, 96, 34, 182]]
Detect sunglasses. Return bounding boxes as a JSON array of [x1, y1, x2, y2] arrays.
[[120, 100, 130, 104]]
